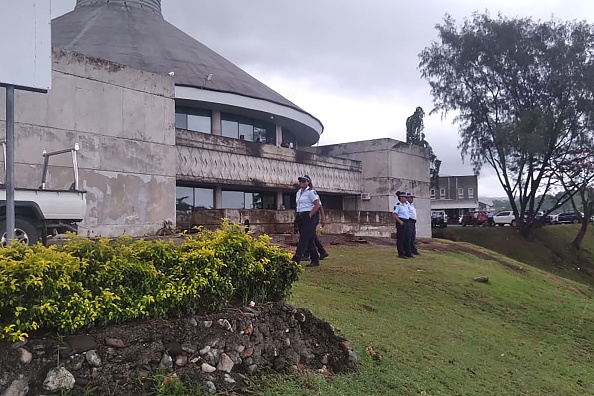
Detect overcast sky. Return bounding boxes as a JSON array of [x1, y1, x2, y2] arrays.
[[50, 0, 594, 198]]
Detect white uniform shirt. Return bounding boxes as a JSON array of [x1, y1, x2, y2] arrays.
[[393, 201, 410, 219], [408, 203, 417, 220], [296, 188, 318, 212]]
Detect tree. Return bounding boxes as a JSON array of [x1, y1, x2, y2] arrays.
[[406, 106, 441, 187], [419, 13, 594, 239]]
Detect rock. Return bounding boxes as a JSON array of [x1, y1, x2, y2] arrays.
[[217, 353, 234, 373], [203, 320, 213, 328], [199, 345, 211, 355], [217, 319, 233, 331], [181, 344, 196, 354], [85, 350, 102, 367], [474, 276, 489, 283], [202, 380, 216, 394], [18, 348, 32, 364], [163, 341, 182, 357], [175, 355, 188, 367], [188, 317, 198, 327], [67, 354, 85, 371], [64, 335, 96, 354], [104, 337, 125, 348], [160, 353, 173, 369], [273, 356, 287, 371], [201, 363, 216, 373], [247, 364, 258, 374], [242, 347, 254, 358], [294, 312, 306, 322], [2, 379, 29, 396], [43, 367, 75, 392], [223, 374, 236, 384]]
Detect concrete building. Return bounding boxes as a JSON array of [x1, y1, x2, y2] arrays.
[[430, 175, 479, 223], [1, 0, 431, 238]]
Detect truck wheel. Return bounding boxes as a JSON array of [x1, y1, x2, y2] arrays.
[[0, 218, 40, 246]]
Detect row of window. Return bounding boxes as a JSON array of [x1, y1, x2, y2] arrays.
[[176, 186, 344, 211], [431, 187, 474, 199], [175, 107, 297, 147]]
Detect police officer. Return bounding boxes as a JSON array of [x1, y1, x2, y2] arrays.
[[406, 192, 420, 255], [392, 191, 413, 259], [293, 175, 321, 267]]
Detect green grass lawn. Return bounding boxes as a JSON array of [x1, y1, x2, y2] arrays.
[[253, 243, 594, 396]]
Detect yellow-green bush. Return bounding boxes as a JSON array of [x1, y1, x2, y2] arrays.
[[0, 221, 300, 341]]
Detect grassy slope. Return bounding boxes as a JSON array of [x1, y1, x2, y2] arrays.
[[433, 224, 594, 285], [254, 244, 594, 396]]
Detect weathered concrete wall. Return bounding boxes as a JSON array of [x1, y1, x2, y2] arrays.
[[176, 130, 362, 193], [0, 49, 176, 236], [179, 209, 396, 237], [316, 139, 431, 237]]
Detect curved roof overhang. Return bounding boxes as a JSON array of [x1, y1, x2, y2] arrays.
[[175, 86, 323, 146]]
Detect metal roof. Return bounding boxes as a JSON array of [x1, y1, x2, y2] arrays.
[[51, 0, 306, 113]]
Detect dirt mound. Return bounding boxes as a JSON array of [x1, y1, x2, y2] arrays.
[[0, 303, 356, 395]]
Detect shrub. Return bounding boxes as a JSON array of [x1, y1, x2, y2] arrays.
[[0, 221, 300, 341]]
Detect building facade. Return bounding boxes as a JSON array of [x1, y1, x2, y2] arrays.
[[430, 175, 479, 223], [1, 0, 431, 238]]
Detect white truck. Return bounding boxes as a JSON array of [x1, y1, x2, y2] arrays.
[[0, 144, 86, 245]]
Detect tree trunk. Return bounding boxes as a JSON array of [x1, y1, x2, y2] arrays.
[[570, 220, 589, 250], [518, 220, 537, 241]]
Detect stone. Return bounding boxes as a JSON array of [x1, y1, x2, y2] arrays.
[[201, 363, 216, 373], [474, 276, 489, 283], [188, 317, 198, 327], [202, 380, 216, 394], [2, 379, 29, 396], [181, 344, 196, 354], [67, 354, 85, 371], [159, 353, 173, 369], [217, 353, 234, 373], [18, 348, 32, 364], [85, 350, 102, 367], [43, 367, 75, 392], [64, 335, 97, 354], [294, 312, 306, 322], [199, 345, 211, 355], [217, 319, 233, 331], [104, 337, 125, 348], [242, 347, 254, 358], [203, 320, 213, 328], [223, 374, 236, 384], [175, 355, 188, 367]]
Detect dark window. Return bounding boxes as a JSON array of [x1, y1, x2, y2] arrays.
[[176, 185, 213, 210], [222, 113, 275, 144], [175, 107, 211, 133], [318, 194, 343, 210], [222, 119, 239, 139]]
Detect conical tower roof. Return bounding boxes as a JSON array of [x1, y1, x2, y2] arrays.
[[51, 0, 306, 113]]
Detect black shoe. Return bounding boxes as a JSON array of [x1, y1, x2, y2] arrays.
[[291, 256, 301, 264], [319, 252, 329, 260], [398, 255, 408, 259], [303, 255, 310, 260], [406, 255, 415, 258], [307, 261, 320, 267], [412, 251, 420, 255]]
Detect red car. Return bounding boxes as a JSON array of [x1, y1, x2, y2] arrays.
[[461, 211, 489, 226]]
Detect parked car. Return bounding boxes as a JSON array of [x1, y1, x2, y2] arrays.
[[492, 210, 517, 226], [431, 211, 448, 228], [556, 212, 581, 224], [461, 211, 488, 226]]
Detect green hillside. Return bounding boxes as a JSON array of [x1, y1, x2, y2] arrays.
[[253, 240, 594, 396], [433, 224, 594, 285]]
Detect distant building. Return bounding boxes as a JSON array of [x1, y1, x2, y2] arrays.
[[430, 175, 478, 223]]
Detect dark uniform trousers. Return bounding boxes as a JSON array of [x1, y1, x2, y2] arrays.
[[396, 219, 412, 257], [293, 212, 320, 263], [409, 219, 418, 254]]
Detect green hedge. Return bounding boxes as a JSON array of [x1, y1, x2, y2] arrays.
[[0, 221, 300, 341]]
